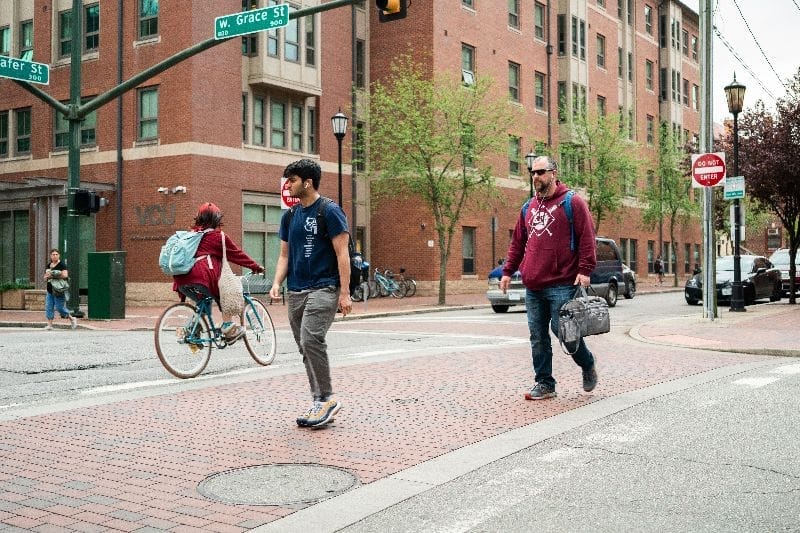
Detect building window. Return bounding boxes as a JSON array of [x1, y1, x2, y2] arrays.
[[243, 195, 283, 278], [627, 0, 633, 25], [355, 39, 365, 88], [682, 29, 689, 56], [267, 25, 279, 57], [618, 0, 623, 19], [307, 108, 317, 154], [84, 4, 99, 52], [0, 111, 8, 158], [19, 20, 33, 61], [571, 17, 586, 60], [242, 34, 257, 56], [462, 227, 476, 274], [58, 11, 72, 58], [683, 79, 690, 106], [15, 108, 31, 154], [0, 26, 10, 56], [508, 0, 520, 30], [692, 84, 700, 111], [557, 81, 567, 122], [270, 101, 286, 148], [645, 59, 654, 90], [628, 109, 634, 140], [291, 104, 303, 151], [462, 0, 474, 7], [354, 121, 365, 171], [284, 9, 300, 62], [597, 0, 606, 7], [534, 2, 545, 40], [572, 83, 586, 118], [242, 94, 248, 143], [644, 4, 652, 35], [54, 101, 96, 150], [305, 14, 316, 66], [646, 115, 654, 144], [628, 51, 633, 82], [660, 67, 667, 100], [596, 34, 606, 68], [139, 0, 158, 39], [618, 47, 623, 79], [557, 15, 566, 55], [253, 96, 265, 145], [597, 95, 606, 116], [534, 71, 545, 110], [691, 35, 698, 61], [659, 15, 667, 48], [508, 135, 521, 175], [461, 43, 475, 85], [137, 87, 158, 141], [508, 62, 520, 102]]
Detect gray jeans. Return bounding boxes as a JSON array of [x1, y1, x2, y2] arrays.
[[287, 286, 339, 401]]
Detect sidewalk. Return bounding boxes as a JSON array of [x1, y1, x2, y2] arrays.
[[0, 283, 797, 532]]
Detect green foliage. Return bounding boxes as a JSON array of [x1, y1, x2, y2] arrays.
[[0, 281, 33, 292], [559, 112, 642, 233], [364, 55, 516, 304]]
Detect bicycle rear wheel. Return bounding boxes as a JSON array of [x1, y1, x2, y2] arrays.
[[404, 278, 417, 297], [368, 280, 379, 298], [389, 282, 405, 298], [242, 297, 277, 365], [154, 302, 212, 378]]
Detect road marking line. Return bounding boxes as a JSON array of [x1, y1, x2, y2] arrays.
[[732, 376, 780, 388], [769, 363, 800, 375]]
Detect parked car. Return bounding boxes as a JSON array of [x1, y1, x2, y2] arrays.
[[684, 254, 782, 305], [768, 248, 800, 296], [487, 237, 625, 313], [622, 263, 636, 299]]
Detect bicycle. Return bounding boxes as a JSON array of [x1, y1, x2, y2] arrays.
[[154, 272, 277, 378], [374, 267, 405, 298], [396, 267, 417, 297]]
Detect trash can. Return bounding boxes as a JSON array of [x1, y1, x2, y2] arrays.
[[87, 251, 126, 319]]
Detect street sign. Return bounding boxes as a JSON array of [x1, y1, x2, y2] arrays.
[[724, 175, 745, 200], [0, 56, 49, 85], [691, 152, 726, 188], [214, 4, 290, 39], [280, 177, 300, 210]]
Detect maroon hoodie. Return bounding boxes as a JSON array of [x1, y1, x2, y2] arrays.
[[502, 182, 596, 290]]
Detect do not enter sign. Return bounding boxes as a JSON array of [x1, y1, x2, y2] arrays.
[[280, 177, 300, 209], [691, 152, 727, 188]]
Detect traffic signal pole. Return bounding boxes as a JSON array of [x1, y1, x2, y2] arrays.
[[11, 0, 363, 315]]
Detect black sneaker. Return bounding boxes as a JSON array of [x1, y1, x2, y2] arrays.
[[524, 383, 557, 400], [582, 366, 598, 392]]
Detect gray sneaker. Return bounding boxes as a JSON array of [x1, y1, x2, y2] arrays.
[[525, 383, 557, 400], [582, 366, 598, 392], [222, 325, 244, 345]]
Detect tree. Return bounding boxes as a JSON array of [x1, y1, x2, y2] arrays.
[[640, 123, 698, 286], [559, 112, 642, 234], [365, 56, 516, 305], [736, 68, 800, 304]]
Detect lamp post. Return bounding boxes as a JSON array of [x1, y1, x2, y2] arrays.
[[724, 74, 746, 312], [524, 151, 536, 198], [331, 111, 348, 206]]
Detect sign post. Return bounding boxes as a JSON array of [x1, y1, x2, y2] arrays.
[[0, 56, 49, 85], [215, 4, 290, 39]]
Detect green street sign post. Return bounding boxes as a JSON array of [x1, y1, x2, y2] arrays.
[[0, 56, 49, 85], [724, 175, 745, 200], [214, 4, 290, 39]]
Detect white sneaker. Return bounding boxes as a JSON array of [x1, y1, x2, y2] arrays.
[[70, 316, 77, 330], [43, 324, 53, 331]]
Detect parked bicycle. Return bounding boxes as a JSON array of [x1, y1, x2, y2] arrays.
[[374, 267, 405, 298], [154, 272, 276, 378], [396, 267, 416, 297]]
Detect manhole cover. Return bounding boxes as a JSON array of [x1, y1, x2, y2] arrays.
[[197, 463, 359, 506]]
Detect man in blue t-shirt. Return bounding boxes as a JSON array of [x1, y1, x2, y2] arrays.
[[270, 159, 352, 429]]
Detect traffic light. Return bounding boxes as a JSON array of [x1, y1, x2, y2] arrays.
[[74, 189, 108, 216], [376, 0, 407, 22]]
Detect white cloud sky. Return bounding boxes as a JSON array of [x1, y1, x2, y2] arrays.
[[692, 0, 800, 121]]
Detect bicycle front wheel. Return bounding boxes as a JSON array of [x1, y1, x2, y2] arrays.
[[242, 298, 277, 365], [154, 302, 212, 379], [389, 282, 405, 298], [404, 279, 417, 297]]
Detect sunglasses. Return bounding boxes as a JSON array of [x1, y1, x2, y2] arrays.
[[532, 168, 554, 176]]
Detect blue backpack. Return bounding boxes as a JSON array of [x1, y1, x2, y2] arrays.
[[521, 189, 576, 251], [158, 229, 211, 276]]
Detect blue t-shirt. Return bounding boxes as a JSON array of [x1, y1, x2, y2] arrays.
[[279, 197, 349, 291]]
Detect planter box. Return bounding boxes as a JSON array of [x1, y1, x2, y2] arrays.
[[0, 289, 26, 310], [24, 289, 46, 311]]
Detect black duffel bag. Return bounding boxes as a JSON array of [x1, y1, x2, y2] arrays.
[[558, 286, 610, 354]]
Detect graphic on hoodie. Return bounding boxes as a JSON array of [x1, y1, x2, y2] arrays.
[[529, 202, 560, 240]]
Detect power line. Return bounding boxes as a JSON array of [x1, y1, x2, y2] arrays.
[[792, 0, 800, 14], [731, 0, 788, 90], [713, 27, 777, 102]]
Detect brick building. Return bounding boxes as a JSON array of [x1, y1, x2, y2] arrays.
[[0, 0, 704, 304]]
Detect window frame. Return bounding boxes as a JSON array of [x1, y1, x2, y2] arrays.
[[534, 2, 545, 40], [137, 87, 159, 142], [0, 26, 10, 56], [508, 61, 520, 102], [508, 0, 520, 30], [508, 135, 521, 175], [596, 33, 606, 68], [19, 20, 33, 61], [15, 108, 32, 155], [534, 71, 546, 110], [462, 226, 476, 275], [0, 111, 9, 158], [644, 4, 652, 35], [139, 0, 159, 39], [645, 59, 654, 91], [270, 100, 287, 149], [84, 4, 100, 53]]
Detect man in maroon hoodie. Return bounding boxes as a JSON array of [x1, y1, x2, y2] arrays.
[[500, 155, 598, 399]]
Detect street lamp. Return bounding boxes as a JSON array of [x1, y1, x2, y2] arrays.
[[524, 151, 536, 198], [724, 74, 746, 312], [331, 110, 349, 206]]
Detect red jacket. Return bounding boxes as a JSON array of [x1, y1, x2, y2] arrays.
[[503, 182, 596, 290], [172, 230, 261, 299]]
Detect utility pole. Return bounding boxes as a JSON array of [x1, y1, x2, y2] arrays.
[[699, 0, 717, 319]]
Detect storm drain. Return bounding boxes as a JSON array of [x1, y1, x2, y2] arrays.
[[197, 463, 359, 506]]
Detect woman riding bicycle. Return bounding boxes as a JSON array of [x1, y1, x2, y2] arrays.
[[172, 202, 264, 344]]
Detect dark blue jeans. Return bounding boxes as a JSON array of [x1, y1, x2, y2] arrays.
[[525, 285, 595, 389]]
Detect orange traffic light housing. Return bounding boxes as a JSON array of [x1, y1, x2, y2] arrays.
[[376, 0, 407, 22]]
